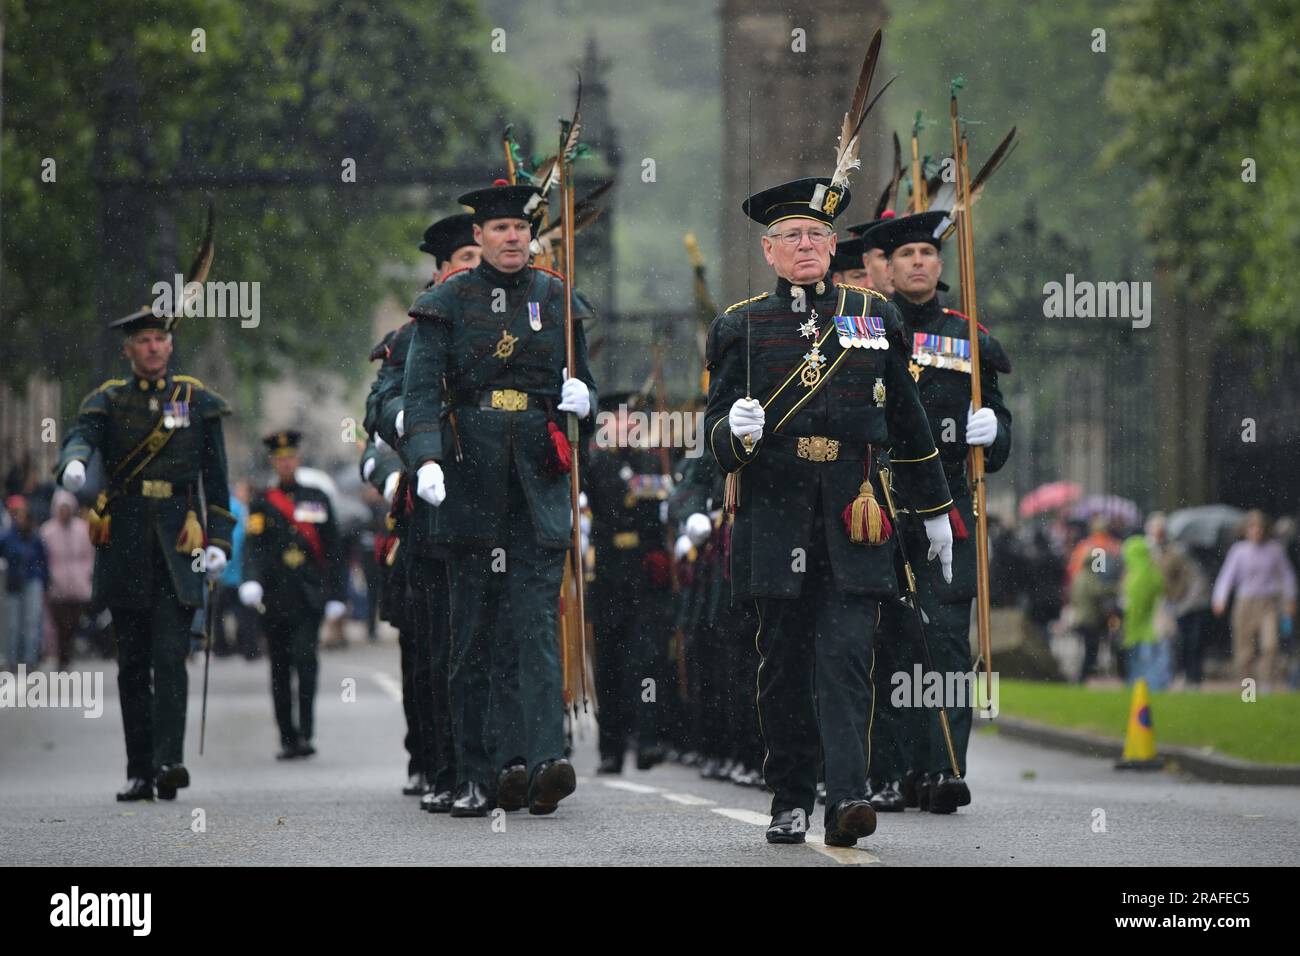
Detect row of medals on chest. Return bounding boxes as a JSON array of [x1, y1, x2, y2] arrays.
[[792, 283, 887, 406]]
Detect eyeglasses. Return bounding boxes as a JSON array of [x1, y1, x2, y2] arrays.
[[767, 228, 833, 246]]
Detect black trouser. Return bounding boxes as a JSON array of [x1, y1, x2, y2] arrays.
[[719, 591, 762, 769], [688, 622, 727, 761], [446, 483, 566, 787], [110, 543, 191, 780], [592, 557, 662, 763], [408, 558, 457, 793], [1078, 622, 1105, 683], [753, 537, 877, 824], [264, 615, 321, 748], [1177, 609, 1211, 685]]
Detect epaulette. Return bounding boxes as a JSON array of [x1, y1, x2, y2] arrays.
[[723, 292, 770, 314], [173, 374, 206, 389], [942, 307, 990, 335], [95, 378, 128, 393], [530, 264, 565, 282], [837, 283, 888, 301]]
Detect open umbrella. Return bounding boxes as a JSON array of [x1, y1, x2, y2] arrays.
[[1068, 493, 1141, 529], [1018, 481, 1082, 519], [1167, 504, 1245, 549]]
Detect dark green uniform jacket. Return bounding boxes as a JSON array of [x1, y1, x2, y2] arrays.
[[245, 481, 346, 625], [704, 277, 952, 601], [890, 294, 1012, 603], [55, 371, 234, 610], [401, 260, 598, 550]]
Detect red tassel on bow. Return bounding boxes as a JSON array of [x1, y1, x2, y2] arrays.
[[545, 420, 572, 476]]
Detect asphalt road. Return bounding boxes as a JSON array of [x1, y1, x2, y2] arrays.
[[2, 636, 1297, 866]]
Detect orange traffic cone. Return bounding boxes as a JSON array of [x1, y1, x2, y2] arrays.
[[1115, 678, 1165, 770]]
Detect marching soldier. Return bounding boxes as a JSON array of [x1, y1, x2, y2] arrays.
[[586, 391, 672, 774], [55, 309, 234, 801], [240, 431, 347, 760], [366, 211, 481, 811], [862, 210, 1012, 813], [400, 181, 598, 816], [705, 177, 954, 847]]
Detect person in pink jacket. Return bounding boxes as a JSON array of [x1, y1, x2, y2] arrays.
[[39, 489, 94, 670]]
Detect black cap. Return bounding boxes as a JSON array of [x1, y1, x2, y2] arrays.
[[457, 180, 543, 225], [419, 213, 477, 262], [108, 305, 175, 336], [830, 236, 867, 273], [845, 213, 899, 251], [263, 430, 303, 456], [862, 210, 951, 257], [743, 177, 851, 229]]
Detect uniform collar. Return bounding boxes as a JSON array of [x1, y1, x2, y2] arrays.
[[133, 371, 171, 392], [476, 258, 532, 289], [774, 273, 834, 303], [892, 293, 943, 331]]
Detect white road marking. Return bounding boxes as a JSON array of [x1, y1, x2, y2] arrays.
[[370, 671, 404, 703], [661, 792, 716, 806], [711, 808, 771, 826], [710, 808, 881, 864], [599, 780, 661, 794]]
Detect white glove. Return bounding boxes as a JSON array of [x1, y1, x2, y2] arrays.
[[61, 460, 86, 492], [966, 404, 998, 447], [382, 470, 400, 503], [373, 434, 389, 453], [416, 462, 446, 507], [685, 512, 712, 546], [239, 580, 264, 608], [395, 409, 405, 438], [674, 533, 694, 560], [324, 600, 347, 622], [728, 398, 764, 443], [204, 546, 227, 578], [557, 368, 591, 419], [924, 515, 954, 584], [578, 491, 589, 510], [362, 457, 377, 481]]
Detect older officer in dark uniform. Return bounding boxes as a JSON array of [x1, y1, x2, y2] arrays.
[[401, 181, 598, 817], [240, 431, 347, 760], [862, 211, 1012, 814], [56, 309, 234, 801], [705, 177, 954, 847]]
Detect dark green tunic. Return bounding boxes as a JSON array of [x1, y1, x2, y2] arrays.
[[55, 371, 234, 610], [400, 260, 597, 549]]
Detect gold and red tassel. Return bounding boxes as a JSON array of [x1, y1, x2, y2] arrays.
[[87, 492, 111, 546], [175, 508, 206, 553], [842, 480, 892, 544]]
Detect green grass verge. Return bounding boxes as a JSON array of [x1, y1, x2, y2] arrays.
[[997, 679, 1300, 765]]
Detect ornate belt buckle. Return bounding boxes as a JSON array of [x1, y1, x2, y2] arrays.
[[613, 531, 641, 550], [796, 436, 838, 462], [141, 479, 172, 498], [491, 388, 528, 411]]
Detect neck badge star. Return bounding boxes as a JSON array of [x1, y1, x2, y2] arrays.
[[798, 318, 819, 339]]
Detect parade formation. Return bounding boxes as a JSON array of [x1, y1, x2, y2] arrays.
[[37, 28, 1028, 848]]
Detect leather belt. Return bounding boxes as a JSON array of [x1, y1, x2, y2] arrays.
[[764, 433, 867, 462]]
